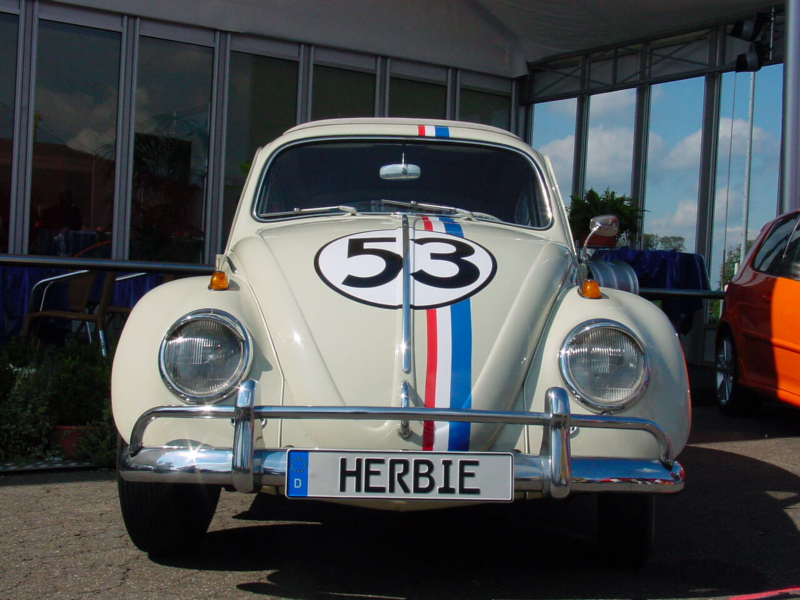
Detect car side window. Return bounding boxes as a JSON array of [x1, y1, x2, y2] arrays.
[[779, 217, 800, 281], [751, 214, 799, 276]]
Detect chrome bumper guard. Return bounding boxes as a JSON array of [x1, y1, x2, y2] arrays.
[[120, 381, 685, 498]]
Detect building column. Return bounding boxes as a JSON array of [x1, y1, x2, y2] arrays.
[[9, 0, 38, 254], [781, 0, 800, 213]]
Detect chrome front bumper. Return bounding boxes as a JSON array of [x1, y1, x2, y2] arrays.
[[119, 381, 685, 499]]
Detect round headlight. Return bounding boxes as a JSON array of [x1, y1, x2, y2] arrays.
[[559, 320, 649, 413], [159, 310, 252, 403]]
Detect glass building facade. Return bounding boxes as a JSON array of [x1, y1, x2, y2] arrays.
[[0, 1, 514, 263]]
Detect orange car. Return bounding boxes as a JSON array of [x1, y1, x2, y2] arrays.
[[716, 208, 800, 415]]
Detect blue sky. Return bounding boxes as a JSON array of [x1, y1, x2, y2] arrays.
[[531, 63, 784, 287]]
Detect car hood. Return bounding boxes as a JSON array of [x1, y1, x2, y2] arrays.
[[230, 214, 573, 450]]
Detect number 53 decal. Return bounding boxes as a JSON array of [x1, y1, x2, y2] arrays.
[[315, 229, 496, 309]]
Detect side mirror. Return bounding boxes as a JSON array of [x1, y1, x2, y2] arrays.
[[589, 214, 620, 238], [580, 214, 619, 261]]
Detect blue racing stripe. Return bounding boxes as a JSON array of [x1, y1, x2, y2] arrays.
[[440, 217, 472, 451], [434, 126, 450, 138], [448, 299, 472, 451]]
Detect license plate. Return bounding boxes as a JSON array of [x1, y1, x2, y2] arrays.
[[285, 449, 513, 501]]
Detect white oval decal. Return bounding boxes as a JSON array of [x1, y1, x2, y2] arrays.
[[314, 229, 496, 309]]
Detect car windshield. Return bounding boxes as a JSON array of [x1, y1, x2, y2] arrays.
[[254, 140, 552, 228]]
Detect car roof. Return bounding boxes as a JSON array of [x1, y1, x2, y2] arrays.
[[283, 117, 523, 143]]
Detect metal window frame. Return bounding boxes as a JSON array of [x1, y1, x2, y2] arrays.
[[4, 0, 523, 264], [9, 0, 36, 255], [385, 58, 450, 119]]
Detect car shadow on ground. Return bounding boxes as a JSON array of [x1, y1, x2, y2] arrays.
[[150, 407, 800, 600]]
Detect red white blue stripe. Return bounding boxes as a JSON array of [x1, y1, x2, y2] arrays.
[[420, 216, 472, 451], [417, 125, 450, 138]]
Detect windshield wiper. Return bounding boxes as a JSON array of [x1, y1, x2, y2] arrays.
[[380, 199, 475, 220], [263, 205, 358, 218]]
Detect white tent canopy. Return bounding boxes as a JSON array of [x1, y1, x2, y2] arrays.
[[56, 0, 780, 77]]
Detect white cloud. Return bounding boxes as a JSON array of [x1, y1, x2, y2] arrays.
[[35, 86, 117, 152], [66, 127, 116, 156], [539, 98, 577, 118], [646, 198, 697, 231], [538, 134, 574, 193], [585, 124, 633, 192], [643, 197, 698, 247], [662, 129, 703, 170], [660, 118, 779, 172], [589, 89, 635, 119]]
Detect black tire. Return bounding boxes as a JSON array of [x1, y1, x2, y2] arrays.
[[117, 438, 221, 555], [597, 494, 654, 569], [715, 330, 759, 417]]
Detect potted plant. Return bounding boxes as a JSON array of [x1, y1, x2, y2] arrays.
[[45, 343, 111, 459], [568, 188, 645, 247]]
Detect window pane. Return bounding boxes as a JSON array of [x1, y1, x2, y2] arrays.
[[531, 98, 576, 202], [224, 52, 297, 241], [0, 13, 17, 253], [30, 21, 119, 258], [643, 78, 704, 253], [712, 66, 783, 290], [388, 77, 445, 119], [751, 214, 796, 274], [312, 65, 374, 120], [460, 88, 510, 130], [781, 218, 800, 280], [585, 89, 635, 196], [131, 37, 213, 263], [255, 140, 551, 228]]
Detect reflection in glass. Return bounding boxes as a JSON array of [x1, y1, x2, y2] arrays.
[[531, 98, 576, 203], [0, 13, 17, 253], [460, 88, 510, 130], [131, 37, 213, 263], [312, 65, 374, 120], [585, 89, 635, 197], [712, 66, 783, 296], [224, 52, 297, 241], [388, 77, 445, 119], [644, 79, 703, 254], [30, 21, 119, 257]]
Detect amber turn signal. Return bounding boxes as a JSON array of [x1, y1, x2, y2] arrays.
[[580, 279, 601, 299], [208, 271, 229, 290]]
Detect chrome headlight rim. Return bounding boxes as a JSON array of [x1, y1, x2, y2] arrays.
[[159, 309, 253, 404], [559, 319, 650, 414]]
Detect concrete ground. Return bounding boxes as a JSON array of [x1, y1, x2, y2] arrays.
[[0, 401, 798, 600]]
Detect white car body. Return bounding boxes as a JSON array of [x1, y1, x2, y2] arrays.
[[113, 118, 690, 560]]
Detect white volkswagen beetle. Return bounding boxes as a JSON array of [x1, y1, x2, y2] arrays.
[[113, 118, 690, 564]]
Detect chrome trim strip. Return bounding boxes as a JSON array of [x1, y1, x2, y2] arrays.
[[544, 387, 571, 499], [122, 383, 684, 496], [120, 447, 685, 495], [128, 385, 675, 466], [232, 380, 258, 493], [401, 214, 412, 373], [398, 380, 411, 439]]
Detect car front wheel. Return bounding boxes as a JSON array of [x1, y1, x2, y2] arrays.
[[117, 438, 221, 555], [715, 331, 759, 416]]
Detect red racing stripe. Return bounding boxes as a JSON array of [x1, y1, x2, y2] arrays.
[[421, 216, 436, 450]]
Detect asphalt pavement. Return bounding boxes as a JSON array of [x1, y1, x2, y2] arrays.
[[1, 402, 799, 600]]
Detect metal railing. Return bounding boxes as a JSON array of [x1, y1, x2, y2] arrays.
[[0, 254, 215, 276], [0, 254, 725, 300]]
